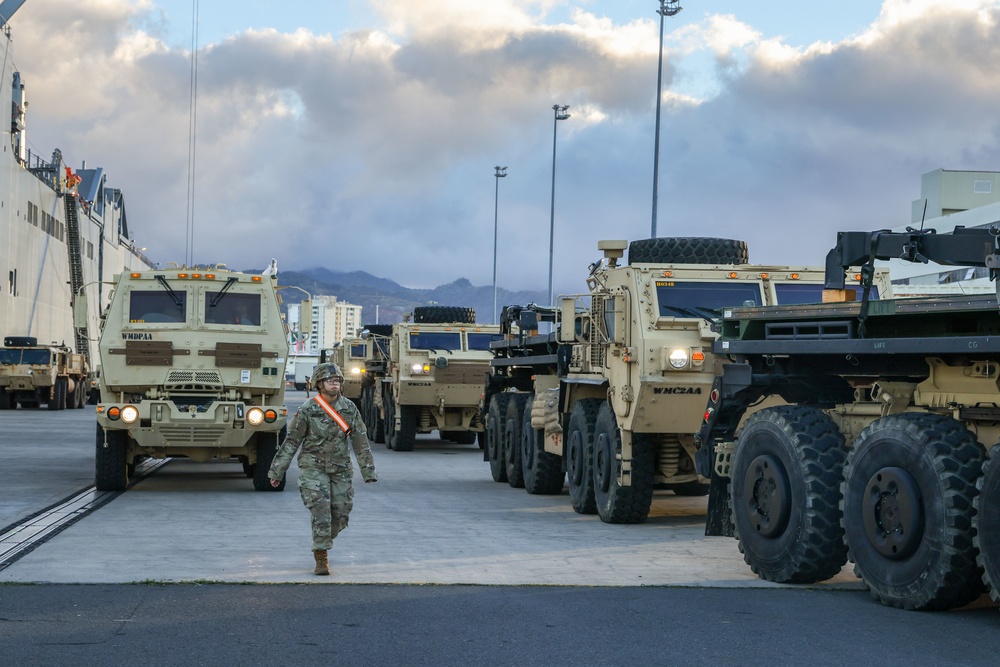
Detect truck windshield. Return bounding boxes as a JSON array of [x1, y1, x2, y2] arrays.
[[775, 283, 880, 305], [130, 290, 188, 324], [350, 344, 366, 358], [656, 281, 763, 318], [0, 349, 50, 364], [467, 333, 502, 351], [204, 292, 261, 325], [409, 331, 461, 351]]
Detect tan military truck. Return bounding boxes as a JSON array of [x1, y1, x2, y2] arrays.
[[0, 336, 89, 410], [326, 337, 368, 407], [370, 307, 501, 451], [94, 265, 290, 492], [358, 323, 393, 444], [482, 237, 891, 524]]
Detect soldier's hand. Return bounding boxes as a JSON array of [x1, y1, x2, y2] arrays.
[[270, 478, 280, 488]]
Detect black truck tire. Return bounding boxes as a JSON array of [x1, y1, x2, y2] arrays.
[[382, 388, 396, 449], [253, 429, 287, 491], [48, 377, 67, 411], [843, 413, 984, 610], [0, 390, 11, 410], [363, 323, 393, 337], [567, 399, 602, 515], [487, 394, 511, 483], [412, 306, 476, 324], [521, 395, 565, 495], [592, 402, 655, 524], [504, 394, 530, 488], [628, 237, 748, 265], [975, 445, 1000, 603], [730, 405, 848, 584], [95, 425, 129, 492], [392, 405, 418, 451]]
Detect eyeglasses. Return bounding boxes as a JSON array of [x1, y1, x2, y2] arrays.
[[322, 378, 342, 384]]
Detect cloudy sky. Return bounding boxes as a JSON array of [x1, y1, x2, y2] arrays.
[[7, 1, 1000, 294]]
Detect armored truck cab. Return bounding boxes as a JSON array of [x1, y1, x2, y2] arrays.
[[95, 266, 289, 491], [329, 337, 368, 405]]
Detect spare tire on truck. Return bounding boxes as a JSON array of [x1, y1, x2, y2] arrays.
[[412, 306, 476, 324], [628, 238, 748, 265], [362, 323, 393, 337]]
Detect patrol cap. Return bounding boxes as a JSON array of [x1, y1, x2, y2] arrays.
[[312, 362, 344, 385]]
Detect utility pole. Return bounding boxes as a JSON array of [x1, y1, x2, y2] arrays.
[[651, 0, 682, 238]]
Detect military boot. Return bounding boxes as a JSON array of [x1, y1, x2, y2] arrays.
[[313, 549, 330, 576]]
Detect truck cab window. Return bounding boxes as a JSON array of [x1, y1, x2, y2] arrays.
[[129, 290, 187, 324], [205, 292, 261, 326]]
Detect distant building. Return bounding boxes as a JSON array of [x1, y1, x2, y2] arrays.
[[885, 169, 1000, 297], [287, 296, 362, 353]]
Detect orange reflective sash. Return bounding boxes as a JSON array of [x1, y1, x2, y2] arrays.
[[313, 394, 353, 436]]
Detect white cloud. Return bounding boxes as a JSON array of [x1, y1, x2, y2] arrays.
[[7, 0, 1000, 296]]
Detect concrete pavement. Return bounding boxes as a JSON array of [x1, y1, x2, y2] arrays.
[[0, 390, 864, 588]]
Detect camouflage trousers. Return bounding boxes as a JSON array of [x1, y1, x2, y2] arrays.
[[297, 468, 355, 551]]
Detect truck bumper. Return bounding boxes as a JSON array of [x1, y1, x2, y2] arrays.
[[97, 400, 287, 454]]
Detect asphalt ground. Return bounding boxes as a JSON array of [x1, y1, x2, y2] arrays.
[[2, 389, 859, 587]]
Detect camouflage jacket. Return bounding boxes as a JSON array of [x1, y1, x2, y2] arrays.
[[268, 394, 377, 482]]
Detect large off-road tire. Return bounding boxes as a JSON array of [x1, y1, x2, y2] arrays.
[[504, 394, 530, 489], [730, 406, 848, 584], [383, 388, 396, 449], [975, 445, 1000, 603], [253, 428, 287, 491], [48, 377, 67, 411], [628, 237, 748, 265], [0, 390, 11, 410], [843, 413, 985, 610], [362, 385, 386, 444], [391, 405, 418, 452], [521, 395, 565, 495], [72, 380, 86, 409], [363, 323, 393, 337], [567, 399, 602, 515], [95, 425, 129, 492], [487, 394, 511, 483], [592, 403, 655, 524], [412, 306, 476, 324]]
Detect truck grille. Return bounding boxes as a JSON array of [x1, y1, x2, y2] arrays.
[[165, 370, 223, 392], [158, 425, 228, 444]]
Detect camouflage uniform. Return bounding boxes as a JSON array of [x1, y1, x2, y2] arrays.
[[268, 388, 377, 551]]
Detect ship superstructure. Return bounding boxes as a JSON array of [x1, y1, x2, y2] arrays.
[[0, 3, 152, 372]]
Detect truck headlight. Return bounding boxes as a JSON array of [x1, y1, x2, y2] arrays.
[[121, 405, 140, 424], [411, 363, 431, 375], [668, 348, 690, 370], [247, 407, 265, 426], [350, 367, 361, 375]]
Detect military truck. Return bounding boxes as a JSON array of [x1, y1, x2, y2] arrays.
[[697, 225, 1000, 611], [0, 336, 89, 410], [326, 337, 368, 407], [358, 323, 393, 444], [361, 308, 500, 451], [94, 265, 289, 492], [481, 237, 891, 525]]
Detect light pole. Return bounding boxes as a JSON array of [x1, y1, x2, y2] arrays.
[[492, 165, 507, 324], [651, 0, 682, 238], [548, 104, 570, 307]]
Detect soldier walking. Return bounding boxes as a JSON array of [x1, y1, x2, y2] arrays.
[[268, 362, 378, 575]]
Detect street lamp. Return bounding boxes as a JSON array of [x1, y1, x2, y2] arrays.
[[492, 165, 508, 324], [548, 104, 570, 307], [651, 0, 682, 238]]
